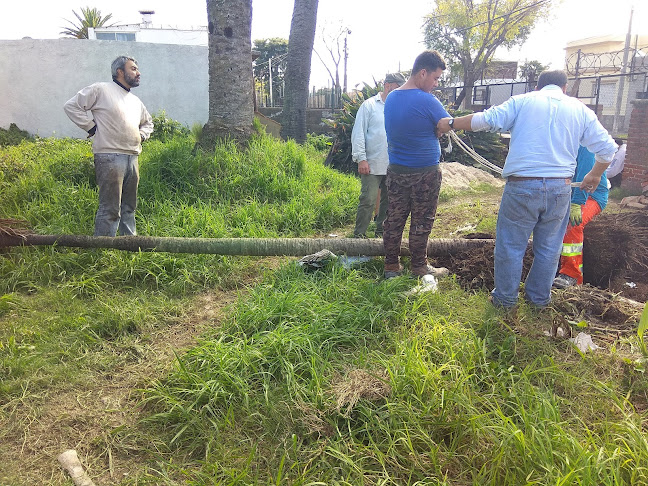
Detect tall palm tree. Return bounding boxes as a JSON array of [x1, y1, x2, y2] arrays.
[[202, 0, 254, 146], [60, 7, 114, 39], [280, 0, 319, 143]]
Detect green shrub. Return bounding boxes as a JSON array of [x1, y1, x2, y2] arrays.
[[149, 110, 190, 143], [0, 123, 33, 147], [305, 133, 332, 151]]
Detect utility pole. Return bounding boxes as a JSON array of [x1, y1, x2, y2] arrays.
[[343, 29, 351, 94], [613, 6, 634, 134], [269, 56, 274, 107]]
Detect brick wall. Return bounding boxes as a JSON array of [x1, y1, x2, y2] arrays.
[[622, 99, 648, 193]]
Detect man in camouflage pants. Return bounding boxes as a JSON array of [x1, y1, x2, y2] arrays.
[[382, 50, 450, 278]]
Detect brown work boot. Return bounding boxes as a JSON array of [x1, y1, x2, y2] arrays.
[[384, 263, 403, 279], [411, 264, 450, 278]]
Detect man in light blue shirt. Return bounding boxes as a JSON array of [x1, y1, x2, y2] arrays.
[[351, 72, 406, 238], [438, 70, 617, 309]]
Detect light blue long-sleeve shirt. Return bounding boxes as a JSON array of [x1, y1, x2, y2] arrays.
[[475, 85, 617, 178], [351, 93, 389, 175]]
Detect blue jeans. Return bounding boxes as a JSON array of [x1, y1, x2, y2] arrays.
[[492, 178, 571, 308], [93, 153, 139, 237]]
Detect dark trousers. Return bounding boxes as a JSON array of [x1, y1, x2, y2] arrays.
[[383, 168, 442, 268]]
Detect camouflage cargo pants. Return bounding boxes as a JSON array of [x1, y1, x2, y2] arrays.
[[383, 168, 442, 268]]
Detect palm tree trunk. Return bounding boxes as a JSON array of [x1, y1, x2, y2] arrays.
[[202, 0, 254, 146], [280, 0, 319, 143], [0, 235, 492, 257]]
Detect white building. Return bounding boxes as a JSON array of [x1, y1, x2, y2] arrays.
[[88, 10, 208, 46]]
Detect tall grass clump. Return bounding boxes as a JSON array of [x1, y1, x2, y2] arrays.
[[0, 131, 358, 294], [139, 265, 648, 485]]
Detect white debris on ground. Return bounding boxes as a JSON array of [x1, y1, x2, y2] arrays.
[[569, 332, 601, 353], [403, 275, 438, 296], [440, 161, 505, 190]]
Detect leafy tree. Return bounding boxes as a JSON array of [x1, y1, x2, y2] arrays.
[[424, 0, 551, 108], [519, 59, 549, 88], [253, 38, 288, 106], [203, 0, 254, 146], [60, 7, 115, 39], [281, 0, 319, 143]]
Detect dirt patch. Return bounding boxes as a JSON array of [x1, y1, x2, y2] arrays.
[[551, 285, 644, 334], [0, 290, 239, 485]]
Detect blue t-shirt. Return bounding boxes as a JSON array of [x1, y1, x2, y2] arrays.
[[572, 145, 608, 210], [384, 89, 450, 168]]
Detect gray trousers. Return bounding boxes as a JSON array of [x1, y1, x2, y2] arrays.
[[354, 174, 388, 237], [93, 153, 139, 237]]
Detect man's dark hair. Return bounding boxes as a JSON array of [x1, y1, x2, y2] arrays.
[[537, 70, 568, 89], [412, 50, 446, 75], [111, 56, 137, 80]]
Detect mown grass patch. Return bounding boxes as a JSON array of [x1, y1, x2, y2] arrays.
[[136, 263, 648, 485]]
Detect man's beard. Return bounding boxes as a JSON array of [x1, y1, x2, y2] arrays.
[[125, 72, 140, 87]]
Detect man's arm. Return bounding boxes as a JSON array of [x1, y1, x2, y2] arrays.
[[63, 85, 98, 134], [437, 114, 475, 133], [139, 106, 154, 141]]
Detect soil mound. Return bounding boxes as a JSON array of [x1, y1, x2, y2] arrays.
[[584, 211, 648, 302], [440, 162, 504, 190], [430, 238, 533, 291]]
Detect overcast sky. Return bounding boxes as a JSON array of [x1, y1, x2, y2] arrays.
[[1, 0, 645, 88]]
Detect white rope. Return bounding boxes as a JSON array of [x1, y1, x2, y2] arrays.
[[448, 130, 503, 175]]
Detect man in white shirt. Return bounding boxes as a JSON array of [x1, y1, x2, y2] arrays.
[[438, 70, 616, 309], [64, 56, 154, 237], [351, 72, 406, 238]]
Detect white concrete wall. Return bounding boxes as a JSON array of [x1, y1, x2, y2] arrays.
[[0, 39, 208, 138]]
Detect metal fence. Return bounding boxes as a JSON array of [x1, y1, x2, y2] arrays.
[[256, 87, 343, 109], [436, 72, 648, 135]]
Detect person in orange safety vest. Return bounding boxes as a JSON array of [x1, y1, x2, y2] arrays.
[[553, 145, 609, 288]]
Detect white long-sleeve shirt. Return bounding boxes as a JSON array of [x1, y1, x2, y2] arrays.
[[64, 81, 153, 155], [351, 93, 389, 175], [606, 143, 626, 178]]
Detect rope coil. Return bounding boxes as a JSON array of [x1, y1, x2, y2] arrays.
[[447, 130, 503, 175]]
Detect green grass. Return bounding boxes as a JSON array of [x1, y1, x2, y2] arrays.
[[1, 133, 647, 485]]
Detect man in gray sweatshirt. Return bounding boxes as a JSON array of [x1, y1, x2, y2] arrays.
[[64, 55, 154, 236]]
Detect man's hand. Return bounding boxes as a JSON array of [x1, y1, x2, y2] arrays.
[[579, 173, 600, 193], [358, 160, 370, 175], [569, 203, 583, 226]]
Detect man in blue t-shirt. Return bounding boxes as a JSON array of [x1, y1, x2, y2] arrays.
[[382, 50, 451, 279]]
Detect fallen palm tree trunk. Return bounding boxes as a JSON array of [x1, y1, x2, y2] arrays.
[[0, 234, 492, 257]]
